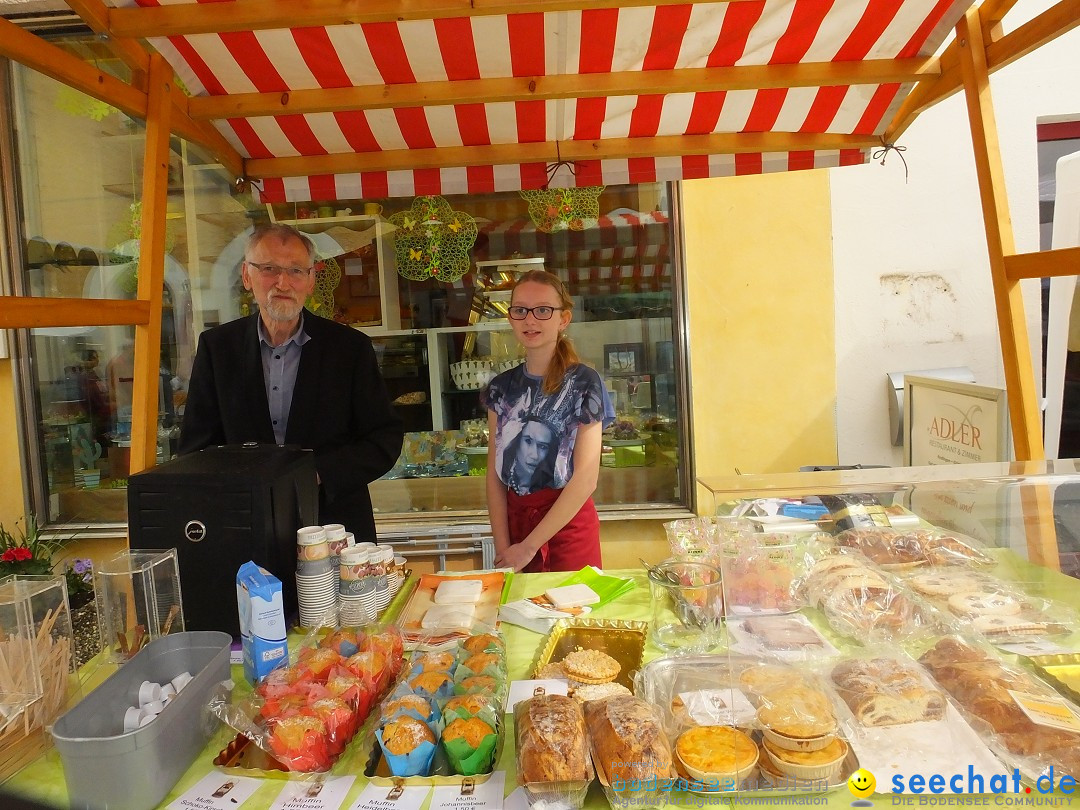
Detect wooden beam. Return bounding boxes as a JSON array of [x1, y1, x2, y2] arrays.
[[0, 297, 150, 329], [110, 0, 746, 38], [189, 58, 934, 120], [0, 17, 146, 120], [129, 55, 172, 476], [885, 0, 1080, 142], [985, 0, 1080, 74], [957, 8, 1044, 463], [65, 0, 150, 85], [1004, 246, 1080, 281], [247, 131, 876, 178], [0, 16, 243, 181]]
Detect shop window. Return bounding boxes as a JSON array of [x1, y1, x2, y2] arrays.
[[4, 35, 690, 527]]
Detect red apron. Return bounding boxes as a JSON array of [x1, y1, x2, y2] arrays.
[[505, 487, 603, 573]]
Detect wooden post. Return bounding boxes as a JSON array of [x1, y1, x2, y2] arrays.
[[128, 54, 172, 476], [957, 8, 1043, 462], [958, 8, 1058, 569]]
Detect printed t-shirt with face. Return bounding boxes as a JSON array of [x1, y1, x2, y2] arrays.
[[482, 364, 613, 496]]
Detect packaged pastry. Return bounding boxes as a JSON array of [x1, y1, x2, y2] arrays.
[[674, 725, 758, 788], [442, 692, 499, 719], [919, 637, 1080, 783], [442, 710, 499, 776], [462, 632, 505, 654], [212, 622, 404, 772], [515, 694, 593, 806], [830, 657, 945, 727], [719, 535, 805, 615], [584, 695, 674, 803], [376, 715, 438, 777], [802, 552, 936, 642], [755, 679, 839, 754], [902, 567, 1074, 640]]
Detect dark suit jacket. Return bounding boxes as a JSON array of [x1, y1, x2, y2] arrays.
[[179, 311, 403, 541]]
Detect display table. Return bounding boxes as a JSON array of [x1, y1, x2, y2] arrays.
[[6, 563, 1080, 809]]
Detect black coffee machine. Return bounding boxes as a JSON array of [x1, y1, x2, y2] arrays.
[[127, 444, 318, 636]]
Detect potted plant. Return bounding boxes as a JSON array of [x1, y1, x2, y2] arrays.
[[0, 516, 60, 578], [0, 517, 100, 666]]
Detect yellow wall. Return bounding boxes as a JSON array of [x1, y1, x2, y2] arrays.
[[0, 360, 26, 528], [683, 171, 838, 512]]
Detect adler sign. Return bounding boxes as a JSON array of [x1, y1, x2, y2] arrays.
[[904, 375, 1008, 466]]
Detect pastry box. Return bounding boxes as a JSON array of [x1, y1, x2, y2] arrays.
[[635, 654, 860, 795]]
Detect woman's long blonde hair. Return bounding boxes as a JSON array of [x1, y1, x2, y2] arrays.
[[512, 269, 579, 395]]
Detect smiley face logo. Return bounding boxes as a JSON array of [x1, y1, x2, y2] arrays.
[[848, 768, 876, 799]]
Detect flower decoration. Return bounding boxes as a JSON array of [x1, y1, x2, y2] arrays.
[[0, 516, 62, 579], [389, 196, 477, 282], [520, 186, 603, 233], [64, 557, 95, 608]]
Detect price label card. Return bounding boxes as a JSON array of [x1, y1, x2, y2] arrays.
[[346, 782, 430, 810], [504, 680, 568, 712], [270, 775, 357, 810], [1008, 690, 1080, 734], [995, 639, 1073, 657], [676, 688, 756, 726], [166, 773, 263, 809], [430, 772, 506, 810]]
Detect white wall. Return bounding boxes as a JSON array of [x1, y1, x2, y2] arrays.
[[830, 0, 1080, 465]]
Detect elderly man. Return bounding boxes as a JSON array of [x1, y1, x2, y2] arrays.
[[179, 223, 403, 541]]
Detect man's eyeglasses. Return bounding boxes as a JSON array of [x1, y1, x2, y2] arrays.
[[247, 261, 313, 280], [508, 305, 563, 320]]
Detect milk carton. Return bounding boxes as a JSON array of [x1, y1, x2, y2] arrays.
[[236, 561, 288, 684]]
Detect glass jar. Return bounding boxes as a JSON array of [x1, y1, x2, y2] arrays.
[[647, 559, 724, 653]]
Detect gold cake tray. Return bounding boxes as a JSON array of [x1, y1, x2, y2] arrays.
[[532, 617, 647, 691]]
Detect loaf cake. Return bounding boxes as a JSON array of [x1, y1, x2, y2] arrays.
[[515, 694, 591, 783], [584, 695, 672, 785], [830, 658, 945, 727]]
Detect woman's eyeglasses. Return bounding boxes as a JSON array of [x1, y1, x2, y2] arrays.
[[247, 261, 312, 280], [508, 305, 563, 320]]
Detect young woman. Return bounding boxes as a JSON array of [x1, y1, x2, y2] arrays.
[[482, 270, 614, 572]]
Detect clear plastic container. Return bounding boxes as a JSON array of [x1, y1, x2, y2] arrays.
[[95, 549, 184, 664], [0, 575, 79, 780]]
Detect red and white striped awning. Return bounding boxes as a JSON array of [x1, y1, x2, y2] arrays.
[[112, 0, 970, 202]]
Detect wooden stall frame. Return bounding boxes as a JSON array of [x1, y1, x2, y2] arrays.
[[0, 0, 1077, 566]]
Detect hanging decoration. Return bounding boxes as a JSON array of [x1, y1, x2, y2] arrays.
[[304, 256, 342, 319], [520, 186, 604, 233], [389, 196, 477, 283], [519, 141, 603, 233]]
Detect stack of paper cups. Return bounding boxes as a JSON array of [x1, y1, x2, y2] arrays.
[[338, 546, 375, 626], [372, 547, 394, 615], [389, 554, 407, 598], [323, 523, 349, 595], [296, 526, 338, 628]]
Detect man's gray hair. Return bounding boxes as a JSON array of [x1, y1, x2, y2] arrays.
[[245, 224, 315, 265]]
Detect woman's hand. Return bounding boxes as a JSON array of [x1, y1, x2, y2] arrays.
[[494, 542, 539, 572]]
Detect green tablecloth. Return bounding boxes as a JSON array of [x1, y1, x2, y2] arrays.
[[7, 563, 1080, 809]]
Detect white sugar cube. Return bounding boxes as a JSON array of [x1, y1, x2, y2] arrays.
[[545, 584, 600, 609], [433, 579, 483, 605]]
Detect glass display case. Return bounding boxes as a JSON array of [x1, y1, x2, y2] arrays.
[[699, 460, 1080, 573]]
